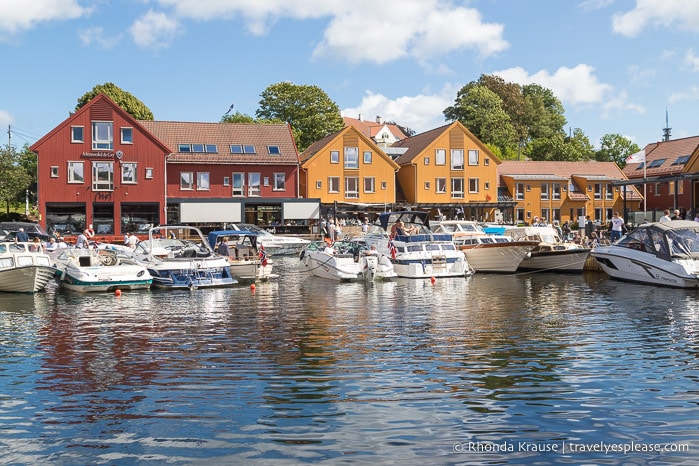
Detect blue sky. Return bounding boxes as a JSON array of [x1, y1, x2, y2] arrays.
[[1, 0, 698, 151]]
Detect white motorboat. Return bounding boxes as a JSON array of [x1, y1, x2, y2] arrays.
[[53, 248, 152, 292], [207, 230, 276, 281], [432, 220, 538, 273], [227, 223, 310, 256], [132, 226, 238, 289], [301, 240, 396, 281], [363, 212, 473, 279], [0, 241, 56, 293], [503, 226, 590, 273], [592, 220, 699, 288]]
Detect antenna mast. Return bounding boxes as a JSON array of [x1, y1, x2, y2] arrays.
[[662, 109, 671, 142]]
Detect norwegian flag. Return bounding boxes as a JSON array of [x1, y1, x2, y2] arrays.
[[387, 235, 397, 260], [259, 244, 268, 267]]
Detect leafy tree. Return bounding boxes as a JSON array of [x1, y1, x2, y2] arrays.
[[444, 84, 517, 157], [0, 144, 32, 214], [256, 82, 345, 152], [595, 133, 640, 166], [75, 82, 154, 120], [220, 111, 284, 125], [528, 128, 594, 161], [521, 84, 566, 141]]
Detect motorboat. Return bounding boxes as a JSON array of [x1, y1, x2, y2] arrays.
[[132, 226, 237, 289], [592, 220, 699, 288], [503, 226, 590, 273], [207, 230, 276, 281], [301, 240, 396, 281], [363, 211, 473, 279], [0, 241, 56, 293], [53, 248, 152, 292], [432, 220, 538, 273], [226, 223, 310, 255]]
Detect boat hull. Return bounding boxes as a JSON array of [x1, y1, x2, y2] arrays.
[[0, 266, 56, 293], [517, 249, 590, 273], [57, 265, 152, 292], [592, 247, 699, 288], [459, 243, 536, 273], [303, 252, 363, 281], [228, 259, 275, 281], [146, 258, 237, 289]]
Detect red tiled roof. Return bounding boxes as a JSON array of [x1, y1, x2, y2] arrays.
[[343, 116, 408, 141], [623, 136, 699, 179], [498, 160, 625, 178], [138, 121, 299, 165]]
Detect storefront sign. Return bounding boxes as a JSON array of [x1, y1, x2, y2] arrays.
[[81, 150, 124, 159]]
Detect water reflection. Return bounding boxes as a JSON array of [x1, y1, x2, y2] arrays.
[[1, 260, 698, 464]]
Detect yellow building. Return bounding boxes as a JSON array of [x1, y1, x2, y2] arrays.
[[299, 126, 400, 216], [391, 121, 507, 222], [498, 161, 643, 225]]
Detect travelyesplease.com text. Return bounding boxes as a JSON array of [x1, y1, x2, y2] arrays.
[[452, 440, 690, 455]]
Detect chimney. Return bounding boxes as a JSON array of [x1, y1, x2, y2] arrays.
[[376, 115, 382, 124], [358, 114, 362, 121]]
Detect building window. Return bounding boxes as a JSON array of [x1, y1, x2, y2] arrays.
[[71, 126, 84, 143], [541, 183, 549, 200], [316, 180, 322, 189], [179, 144, 191, 152], [605, 184, 613, 200], [552, 208, 561, 222], [121, 127, 133, 144], [484, 157, 490, 166], [330, 150, 340, 163], [263, 177, 270, 187], [541, 209, 550, 222], [468, 149, 479, 166], [451, 149, 464, 170], [248, 173, 261, 196], [516, 208, 524, 222], [197, 172, 210, 190], [424, 157, 429, 165], [181, 171, 194, 190], [364, 177, 375, 193], [552, 183, 561, 200], [435, 149, 446, 165], [92, 121, 113, 150], [344, 147, 359, 169], [381, 181, 387, 190], [594, 183, 602, 200], [328, 177, 340, 193], [50, 166, 59, 178], [268, 145, 281, 155], [223, 176, 230, 186], [424, 181, 430, 190], [121, 162, 137, 184], [68, 161, 84, 183], [232, 173, 244, 196], [345, 177, 359, 198], [468, 178, 479, 193], [92, 161, 114, 191], [363, 151, 372, 164], [516, 183, 525, 200], [192, 144, 205, 153], [145, 168, 154, 179], [654, 183, 661, 196], [230, 145, 256, 154], [484, 181, 490, 190], [436, 177, 447, 194], [451, 177, 464, 199], [274, 173, 285, 191], [206, 145, 217, 153]]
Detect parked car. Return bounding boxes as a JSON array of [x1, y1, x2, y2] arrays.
[[0, 221, 53, 242]]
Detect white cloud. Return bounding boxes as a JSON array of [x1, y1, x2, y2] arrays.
[[669, 86, 699, 104], [0, 110, 13, 129], [156, 0, 507, 65], [0, 0, 89, 37], [599, 90, 645, 118], [612, 0, 699, 37], [493, 64, 613, 106], [129, 10, 181, 49], [342, 86, 456, 134], [79, 26, 122, 49], [684, 49, 699, 72]]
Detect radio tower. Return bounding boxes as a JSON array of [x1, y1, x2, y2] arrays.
[[662, 109, 671, 142]]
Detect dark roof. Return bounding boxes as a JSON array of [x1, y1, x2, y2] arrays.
[[139, 121, 299, 165], [623, 136, 699, 178]]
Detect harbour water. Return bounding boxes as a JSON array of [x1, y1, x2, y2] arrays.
[[1, 256, 698, 465]]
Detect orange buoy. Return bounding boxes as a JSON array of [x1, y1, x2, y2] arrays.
[[250, 283, 256, 292], [115, 289, 122, 296], [430, 276, 436, 284]]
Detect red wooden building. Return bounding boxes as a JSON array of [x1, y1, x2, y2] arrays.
[[31, 94, 318, 239]]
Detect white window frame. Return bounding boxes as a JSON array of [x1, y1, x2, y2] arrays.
[[541, 183, 549, 200], [436, 177, 447, 194], [232, 173, 244, 196], [345, 176, 359, 199], [435, 149, 446, 165], [92, 161, 114, 191], [197, 172, 210, 190], [451, 177, 464, 199], [451, 149, 464, 170], [516, 182, 525, 200], [121, 162, 137, 184], [68, 161, 84, 183], [92, 121, 113, 150], [363, 151, 372, 164], [468, 149, 479, 166], [50, 166, 59, 178], [71, 126, 84, 143], [223, 176, 230, 187], [145, 167, 154, 179], [328, 177, 340, 193], [344, 147, 359, 169], [248, 172, 261, 196], [121, 127, 133, 144], [180, 171, 194, 190], [552, 183, 561, 200], [273, 173, 285, 191], [330, 150, 340, 164], [468, 178, 479, 193], [363, 176, 375, 193]]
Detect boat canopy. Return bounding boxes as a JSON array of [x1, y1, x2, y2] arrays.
[[617, 220, 699, 260], [376, 211, 430, 231], [207, 230, 259, 250]]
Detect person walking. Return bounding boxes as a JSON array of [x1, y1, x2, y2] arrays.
[[609, 212, 625, 242]]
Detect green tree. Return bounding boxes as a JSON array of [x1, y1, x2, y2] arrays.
[[443, 84, 517, 157], [220, 111, 285, 125], [75, 82, 154, 120], [256, 82, 345, 152], [0, 144, 32, 214], [528, 128, 594, 161], [595, 133, 640, 166]]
